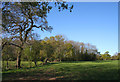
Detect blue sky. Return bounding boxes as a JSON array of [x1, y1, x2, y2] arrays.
[[34, 2, 118, 56]]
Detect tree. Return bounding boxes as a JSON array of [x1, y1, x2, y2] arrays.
[[111, 52, 119, 60], [31, 40, 41, 66], [67, 41, 80, 61], [2, 38, 17, 69], [64, 40, 98, 61], [96, 53, 102, 60], [2, 2, 73, 68], [23, 40, 41, 67], [101, 51, 111, 60], [53, 35, 66, 61], [63, 43, 74, 61], [42, 35, 66, 62], [39, 40, 54, 64], [23, 45, 33, 67]]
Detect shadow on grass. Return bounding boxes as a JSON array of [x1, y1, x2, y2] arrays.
[[43, 62, 60, 65], [2, 60, 119, 80], [56, 68, 119, 80], [55, 64, 119, 80], [61, 60, 118, 63]]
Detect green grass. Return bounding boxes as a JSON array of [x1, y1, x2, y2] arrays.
[[2, 60, 119, 80]]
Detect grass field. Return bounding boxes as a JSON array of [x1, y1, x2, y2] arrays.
[[2, 60, 119, 80]]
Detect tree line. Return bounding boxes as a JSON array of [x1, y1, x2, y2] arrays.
[[2, 35, 119, 69]]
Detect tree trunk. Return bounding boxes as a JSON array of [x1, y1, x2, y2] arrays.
[[6, 60, 8, 69], [34, 60, 37, 67], [3, 60, 4, 69], [17, 55, 21, 69], [17, 48, 22, 69], [30, 61, 32, 68], [59, 57, 61, 62], [44, 58, 48, 64]]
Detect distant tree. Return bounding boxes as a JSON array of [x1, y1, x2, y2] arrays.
[[65, 41, 98, 61], [23, 40, 41, 67], [67, 41, 81, 61], [101, 51, 111, 60], [90, 53, 96, 61], [23, 45, 33, 67], [96, 53, 102, 60], [30, 40, 41, 66], [53, 35, 65, 61], [118, 53, 120, 60], [2, 2, 73, 68], [80, 42, 85, 55], [63, 43, 73, 61], [40, 40, 54, 64], [111, 52, 119, 60], [2, 38, 18, 69]]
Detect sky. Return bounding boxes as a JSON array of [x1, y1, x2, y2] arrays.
[[34, 2, 118, 56]]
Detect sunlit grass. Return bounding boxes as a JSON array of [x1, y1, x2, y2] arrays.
[[2, 60, 119, 80]]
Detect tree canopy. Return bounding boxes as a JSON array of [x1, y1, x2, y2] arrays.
[[2, 2, 73, 68]]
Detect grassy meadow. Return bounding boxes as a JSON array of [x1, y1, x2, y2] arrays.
[[2, 60, 119, 80]]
